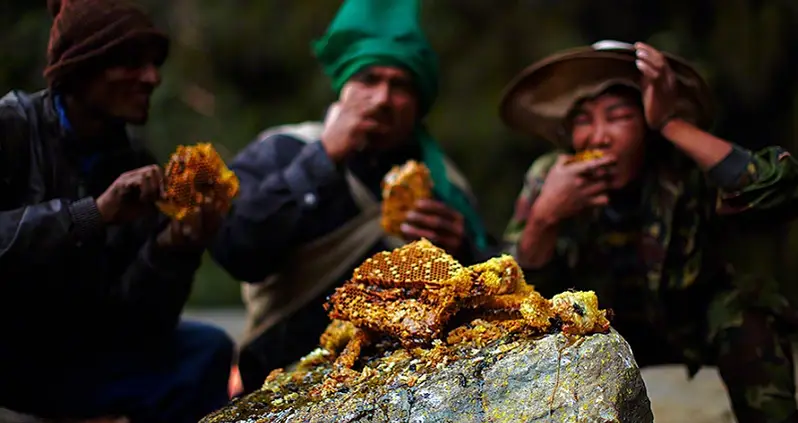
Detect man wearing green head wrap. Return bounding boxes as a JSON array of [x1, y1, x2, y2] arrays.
[[210, 0, 491, 394]]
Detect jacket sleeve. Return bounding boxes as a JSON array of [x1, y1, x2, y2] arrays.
[[208, 134, 350, 282], [111, 217, 203, 335], [0, 100, 106, 274], [710, 145, 798, 219], [502, 151, 572, 296]]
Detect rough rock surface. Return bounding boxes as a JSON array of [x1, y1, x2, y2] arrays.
[[202, 329, 653, 423]]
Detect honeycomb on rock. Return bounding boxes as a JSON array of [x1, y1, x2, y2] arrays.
[[320, 239, 612, 384], [565, 149, 605, 164], [468, 254, 524, 297], [380, 160, 433, 236], [328, 239, 469, 345], [351, 238, 469, 290], [551, 290, 611, 335], [157, 143, 240, 221]]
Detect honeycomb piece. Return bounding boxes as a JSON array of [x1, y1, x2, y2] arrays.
[[326, 282, 459, 346], [565, 149, 605, 164], [380, 160, 433, 236], [351, 239, 469, 290], [446, 319, 510, 346], [467, 280, 553, 332], [157, 143, 240, 221], [319, 240, 614, 384], [467, 255, 524, 297], [319, 319, 358, 354], [550, 291, 611, 336], [518, 287, 554, 330]]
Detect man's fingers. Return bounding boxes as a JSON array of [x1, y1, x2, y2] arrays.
[[555, 154, 572, 167], [399, 222, 457, 249], [400, 222, 435, 242], [141, 164, 161, 174], [324, 102, 343, 125], [355, 119, 380, 133], [581, 180, 609, 197], [414, 199, 452, 215], [119, 179, 142, 204], [635, 42, 666, 69], [140, 170, 160, 202], [634, 54, 657, 70], [411, 199, 464, 234], [405, 209, 460, 236], [201, 200, 224, 233], [152, 166, 164, 188], [588, 164, 616, 180], [180, 207, 203, 240], [588, 194, 610, 207], [636, 59, 660, 80], [635, 50, 672, 82], [122, 164, 161, 202], [340, 89, 379, 114], [340, 84, 356, 103]]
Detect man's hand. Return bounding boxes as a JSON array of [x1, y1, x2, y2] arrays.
[[531, 153, 616, 225], [96, 165, 163, 224], [321, 86, 383, 162], [400, 199, 465, 254], [635, 42, 679, 130], [156, 199, 224, 249]]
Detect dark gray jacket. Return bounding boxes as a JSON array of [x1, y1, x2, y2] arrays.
[[0, 89, 202, 367]]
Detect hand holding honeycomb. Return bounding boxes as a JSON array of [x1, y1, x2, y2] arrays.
[[380, 160, 433, 236], [156, 143, 240, 221]]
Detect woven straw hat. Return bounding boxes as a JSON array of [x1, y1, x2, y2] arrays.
[[499, 40, 714, 147]]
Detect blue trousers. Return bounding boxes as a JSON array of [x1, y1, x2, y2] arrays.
[[0, 320, 234, 423]]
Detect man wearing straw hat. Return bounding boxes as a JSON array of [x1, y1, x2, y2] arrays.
[[502, 40, 798, 422]]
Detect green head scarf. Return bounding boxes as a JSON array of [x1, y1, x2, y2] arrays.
[[312, 0, 488, 250]]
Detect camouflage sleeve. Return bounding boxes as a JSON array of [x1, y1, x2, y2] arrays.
[[502, 152, 571, 296], [714, 145, 798, 216], [502, 151, 560, 248]]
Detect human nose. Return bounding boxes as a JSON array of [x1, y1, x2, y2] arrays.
[[138, 63, 161, 86], [369, 82, 390, 106], [588, 122, 611, 149]]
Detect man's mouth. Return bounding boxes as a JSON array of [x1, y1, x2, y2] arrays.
[[365, 108, 392, 123], [131, 90, 151, 104], [365, 116, 392, 133]]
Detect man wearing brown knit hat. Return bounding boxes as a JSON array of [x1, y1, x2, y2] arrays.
[[0, 1, 233, 422]]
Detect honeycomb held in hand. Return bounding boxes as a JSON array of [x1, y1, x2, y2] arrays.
[[566, 149, 604, 164], [380, 160, 433, 236], [157, 143, 240, 221]]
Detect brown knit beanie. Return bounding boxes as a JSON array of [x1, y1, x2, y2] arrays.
[[44, 0, 170, 88]]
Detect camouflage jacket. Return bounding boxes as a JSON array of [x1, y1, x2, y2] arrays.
[[504, 145, 798, 366]]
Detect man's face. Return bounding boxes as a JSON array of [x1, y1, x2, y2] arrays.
[[569, 91, 647, 189], [340, 65, 418, 151], [81, 41, 164, 125]]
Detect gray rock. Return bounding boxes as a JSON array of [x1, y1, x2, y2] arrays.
[[202, 329, 652, 423]]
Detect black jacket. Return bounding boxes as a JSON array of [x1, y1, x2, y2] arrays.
[[0, 89, 202, 369]]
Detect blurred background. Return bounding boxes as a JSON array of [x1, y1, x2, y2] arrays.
[[3, 0, 798, 309]]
